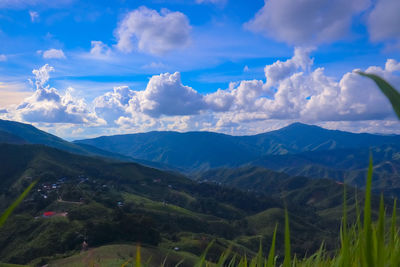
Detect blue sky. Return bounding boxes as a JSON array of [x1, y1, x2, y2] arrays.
[[0, 0, 400, 139]]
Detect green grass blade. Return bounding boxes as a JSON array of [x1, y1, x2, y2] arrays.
[[363, 154, 374, 267], [216, 247, 231, 266], [283, 209, 291, 267], [391, 198, 397, 247], [0, 180, 37, 228], [377, 194, 385, 266], [267, 224, 278, 267], [340, 184, 350, 266], [358, 72, 400, 119], [136, 244, 141, 267], [227, 254, 237, 267], [355, 187, 361, 232], [195, 240, 215, 267]]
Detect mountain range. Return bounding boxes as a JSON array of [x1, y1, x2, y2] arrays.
[[75, 122, 400, 171], [74, 122, 400, 194]]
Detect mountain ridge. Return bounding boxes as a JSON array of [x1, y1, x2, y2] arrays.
[[75, 122, 400, 172]]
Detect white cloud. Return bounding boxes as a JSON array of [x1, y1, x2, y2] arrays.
[[205, 79, 267, 112], [367, 0, 400, 45], [115, 6, 191, 55], [385, 59, 400, 72], [137, 72, 206, 117], [32, 64, 54, 89], [245, 0, 370, 45], [264, 47, 314, 88], [204, 49, 400, 124], [0, 54, 7, 61], [10, 65, 103, 125], [29, 10, 39, 22], [88, 48, 400, 134], [93, 86, 135, 125], [93, 72, 206, 125], [4, 50, 400, 137], [42, 48, 66, 59], [90, 41, 111, 58]]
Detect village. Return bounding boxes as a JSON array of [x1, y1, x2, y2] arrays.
[[26, 174, 125, 219], [25, 174, 176, 219]]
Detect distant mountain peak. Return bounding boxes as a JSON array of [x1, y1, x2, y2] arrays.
[[282, 122, 322, 130]]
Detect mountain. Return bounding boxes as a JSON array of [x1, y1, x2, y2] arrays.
[[76, 131, 261, 171], [196, 165, 390, 228], [0, 119, 133, 162], [75, 123, 400, 172], [245, 122, 400, 154], [249, 144, 400, 197], [0, 130, 27, 144], [0, 143, 360, 265]]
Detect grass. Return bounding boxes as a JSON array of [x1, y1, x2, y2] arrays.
[[358, 72, 400, 119], [0, 180, 37, 228], [46, 244, 198, 267]]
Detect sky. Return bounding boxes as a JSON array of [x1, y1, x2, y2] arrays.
[[0, 0, 400, 139]]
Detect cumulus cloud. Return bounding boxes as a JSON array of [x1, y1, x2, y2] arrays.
[[386, 59, 400, 72], [0, 54, 7, 61], [90, 41, 111, 58], [115, 6, 191, 55], [93, 72, 206, 125], [12, 64, 103, 124], [367, 0, 400, 45], [5, 50, 400, 136], [42, 48, 66, 59], [88, 48, 400, 134], [205, 80, 266, 112], [32, 64, 54, 89], [204, 48, 400, 124], [138, 72, 205, 117], [245, 0, 370, 45], [264, 47, 314, 88], [93, 86, 135, 124]]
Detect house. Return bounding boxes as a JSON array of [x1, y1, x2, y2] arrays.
[[43, 211, 56, 217]]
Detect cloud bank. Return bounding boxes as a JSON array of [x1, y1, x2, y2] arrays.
[[1, 49, 400, 137], [11, 64, 103, 124]]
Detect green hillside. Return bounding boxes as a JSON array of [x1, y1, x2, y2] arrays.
[[0, 144, 358, 266], [0, 119, 133, 162], [250, 145, 400, 197]]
